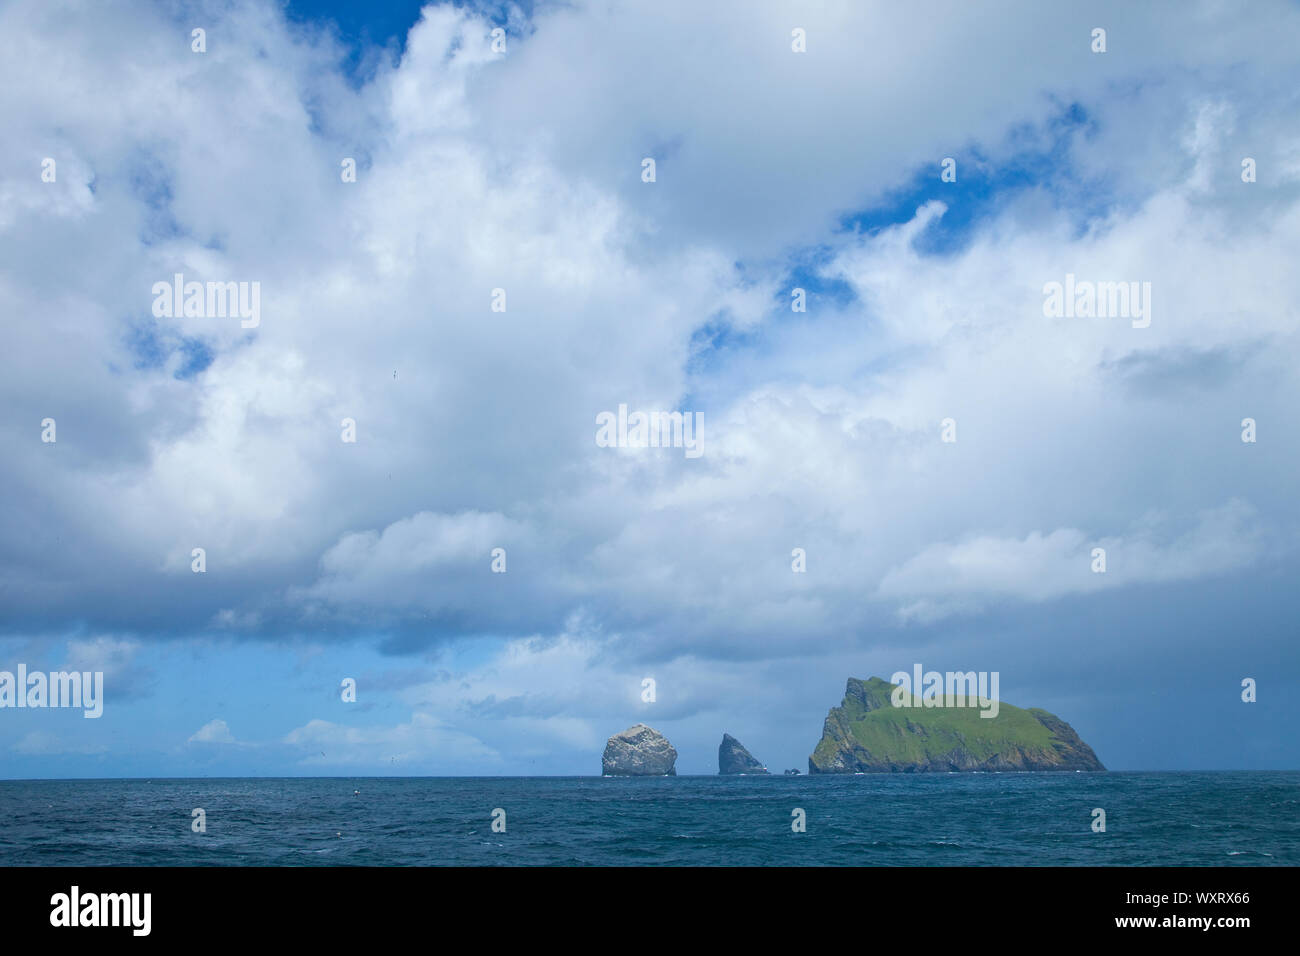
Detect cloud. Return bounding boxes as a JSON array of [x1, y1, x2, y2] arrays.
[[283, 713, 497, 767], [1, 0, 1299, 773], [879, 500, 1266, 622], [296, 510, 526, 610], [188, 718, 237, 745], [61, 636, 154, 699], [0, 0, 1295, 655]]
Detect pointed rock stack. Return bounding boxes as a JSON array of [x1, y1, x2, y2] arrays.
[[718, 733, 769, 774]]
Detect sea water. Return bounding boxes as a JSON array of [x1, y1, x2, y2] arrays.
[[0, 772, 1294, 866]]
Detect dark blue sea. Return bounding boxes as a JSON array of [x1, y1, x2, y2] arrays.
[[1, 772, 1295, 866]]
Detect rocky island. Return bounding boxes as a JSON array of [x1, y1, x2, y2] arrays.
[[718, 733, 769, 774], [602, 723, 678, 775], [809, 677, 1105, 773]]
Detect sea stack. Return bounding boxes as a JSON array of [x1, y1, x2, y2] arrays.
[[602, 724, 678, 776], [718, 733, 769, 774], [809, 677, 1105, 773]]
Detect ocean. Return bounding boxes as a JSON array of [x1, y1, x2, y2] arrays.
[[1, 772, 1295, 866]]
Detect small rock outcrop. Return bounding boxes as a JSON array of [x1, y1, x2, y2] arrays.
[[718, 733, 769, 774], [602, 724, 678, 776]]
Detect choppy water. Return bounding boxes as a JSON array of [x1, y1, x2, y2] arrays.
[[0, 772, 1295, 866]]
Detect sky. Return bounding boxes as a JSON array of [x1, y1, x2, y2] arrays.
[[1, 0, 1298, 778]]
